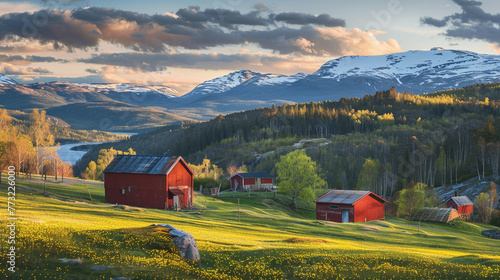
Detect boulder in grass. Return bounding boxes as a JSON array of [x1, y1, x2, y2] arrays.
[[482, 229, 500, 239], [154, 224, 200, 261]]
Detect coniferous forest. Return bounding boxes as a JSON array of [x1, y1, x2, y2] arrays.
[[76, 83, 500, 199]]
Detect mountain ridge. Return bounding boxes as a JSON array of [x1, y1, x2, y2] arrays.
[[2, 48, 500, 131], [181, 49, 500, 104]]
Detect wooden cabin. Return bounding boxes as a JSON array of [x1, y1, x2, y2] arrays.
[[230, 172, 273, 191], [104, 155, 193, 210], [445, 196, 473, 215], [314, 190, 387, 223]]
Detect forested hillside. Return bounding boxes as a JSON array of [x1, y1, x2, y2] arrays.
[[77, 83, 500, 198]]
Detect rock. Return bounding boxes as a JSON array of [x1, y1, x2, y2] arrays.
[[154, 224, 200, 261], [482, 229, 500, 239]]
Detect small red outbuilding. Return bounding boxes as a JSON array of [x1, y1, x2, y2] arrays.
[[104, 155, 193, 210], [314, 190, 387, 223], [445, 196, 473, 215], [230, 172, 273, 191]]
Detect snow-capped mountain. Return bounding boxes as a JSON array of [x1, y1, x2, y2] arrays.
[[311, 49, 500, 93], [252, 73, 307, 86], [0, 74, 18, 85], [182, 70, 260, 98], [182, 49, 500, 107]]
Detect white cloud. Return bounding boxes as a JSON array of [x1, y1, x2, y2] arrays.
[[0, 63, 51, 75], [0, 2, 41, 15], [313, 27, 402, 56]]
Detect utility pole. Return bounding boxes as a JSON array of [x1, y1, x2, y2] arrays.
[[54, 159, 58, 182]]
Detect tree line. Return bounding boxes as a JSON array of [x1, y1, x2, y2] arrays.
[[77, 83, 500, 201]]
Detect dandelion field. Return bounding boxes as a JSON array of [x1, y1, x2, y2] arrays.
[[1, 176, 499, 279]]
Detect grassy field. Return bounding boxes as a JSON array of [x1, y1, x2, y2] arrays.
[[1, 175, 499, 279]]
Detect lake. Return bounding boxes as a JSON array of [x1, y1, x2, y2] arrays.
[[53, 142, 103, 165]]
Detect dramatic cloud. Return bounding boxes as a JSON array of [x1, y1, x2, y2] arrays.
[[274, 12, 345, 27], [0, 7, 391, 56], [0, 54, 68, 65], [421, 0, 500, 44], [0, 63, 51, 75], [79, 52, 264, 71], [78, 35, 400, 74], [174, 6, 271, 28]]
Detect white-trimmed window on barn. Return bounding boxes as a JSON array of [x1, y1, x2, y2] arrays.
[[329, 205, 339, 209], [120, 188, 126, 195]]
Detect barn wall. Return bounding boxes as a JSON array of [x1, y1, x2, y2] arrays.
[[316, 203, 354, 222], [446, 200, 457, 209], [105, 173, 166, 209], [261, 178, 273, 184], [231, 176, 243, 190], [244, 178, 256, 185], [166, 160, 193, 208], [353, 195, 385, 222], [446, 200, 473, 215], [463, 204, 473, 214]]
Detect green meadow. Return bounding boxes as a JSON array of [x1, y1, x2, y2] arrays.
[[1, 175, 499, 279]]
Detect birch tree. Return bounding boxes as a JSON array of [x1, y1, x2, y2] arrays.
[[276, 149, 326, 209]]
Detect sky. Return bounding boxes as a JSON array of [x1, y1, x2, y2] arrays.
[[1, 0, 499, 94]]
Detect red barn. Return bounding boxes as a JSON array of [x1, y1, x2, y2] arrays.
[[104, 155, 193, 210], [445, 196, 473, 215], [314, 190, 387, 223], [230, 172, 273, 191]]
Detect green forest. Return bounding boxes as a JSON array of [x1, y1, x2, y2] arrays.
[[76, 83, 500, 198]]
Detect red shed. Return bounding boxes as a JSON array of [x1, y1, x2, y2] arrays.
[[445, 196, 473, 215], [230, 172, 273, 191], [314, 190, 387, 223], [104, 155, 193, 210]]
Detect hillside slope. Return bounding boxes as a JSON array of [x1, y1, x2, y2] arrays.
[[2, 177, 499, 279]]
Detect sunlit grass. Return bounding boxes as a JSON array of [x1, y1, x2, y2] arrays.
[[0, 176, 499, 279]]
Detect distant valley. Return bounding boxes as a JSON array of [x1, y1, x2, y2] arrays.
[[1, 49, 500, 132]]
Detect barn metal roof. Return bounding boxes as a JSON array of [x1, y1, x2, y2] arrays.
[[231, 172, 273, 179], [447, 196, 473, 206], [314, 190, 387, 204], [411, 208, 459, 223], [103, 155, 180, 175]]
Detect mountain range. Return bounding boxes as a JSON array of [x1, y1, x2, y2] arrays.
[[1, 48, 499, 131]]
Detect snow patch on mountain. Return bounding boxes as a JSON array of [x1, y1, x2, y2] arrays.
[[183, 70, 259, 97], [0, 74, 18, 85], [255, 73, 307, 86]]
